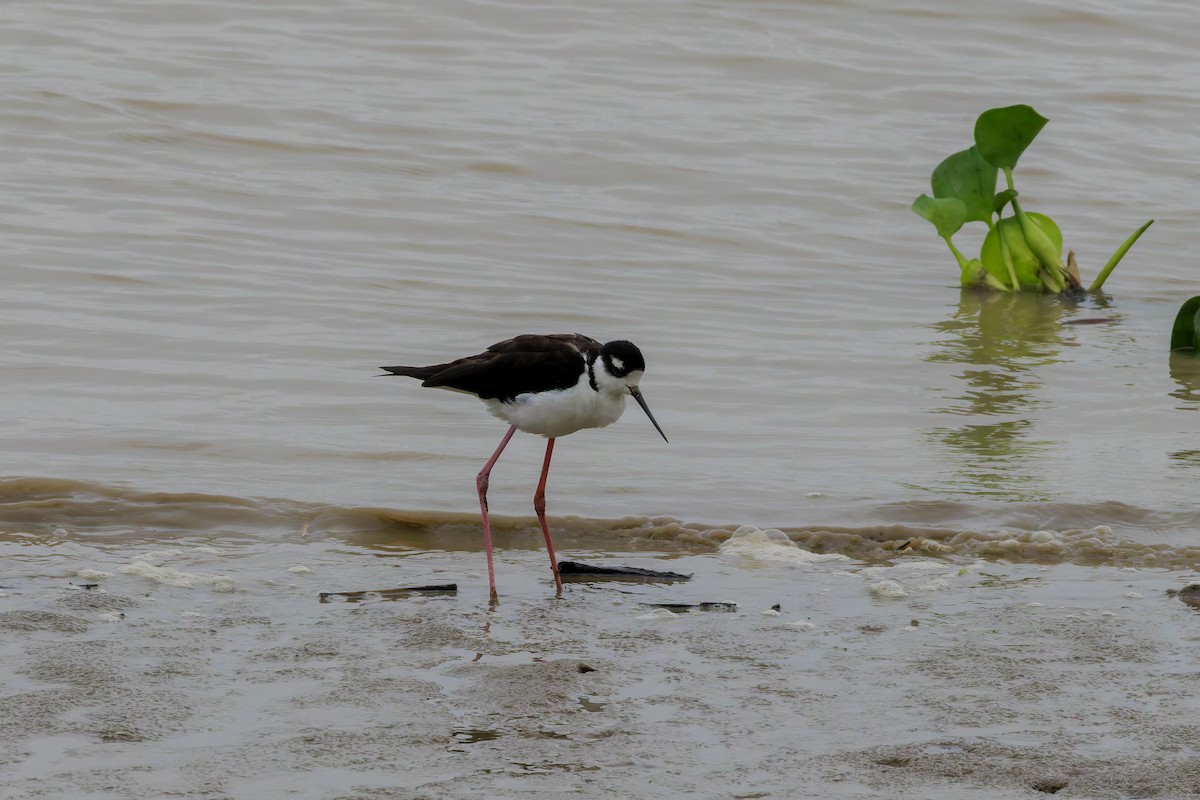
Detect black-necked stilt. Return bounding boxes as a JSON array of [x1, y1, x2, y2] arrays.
[[382, 333, 668, 600]]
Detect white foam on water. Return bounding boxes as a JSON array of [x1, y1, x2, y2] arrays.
[[287, 565, 313, 574], [719, 526, 851, 565], [118, 550, 236, 592], [73, 568, 111, 582], [911, 539, 953, 554], [868, 580, 909, 598], [636, 608, 678, 621], [861, 560, 948, 580], [917, 578, 952, 592], [860, 561, 959, 596], [786, 620, 816, 630]]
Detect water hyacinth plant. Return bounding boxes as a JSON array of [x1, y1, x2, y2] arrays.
[[912, 105, 1153, 294]]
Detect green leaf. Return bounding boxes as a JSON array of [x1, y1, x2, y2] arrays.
[[1088, 219, 1154, 293], [931, 147, 998, 225], [979, 212, 1063, 290], [974, 105, 1048, 170], [911, 194, 967, 239], [992, 189, 1018, 215], [1170, 296, 1200, 352]]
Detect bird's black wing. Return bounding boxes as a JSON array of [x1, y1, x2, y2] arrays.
[[418, 334, 601, 402], [484, 333, 601, 359]]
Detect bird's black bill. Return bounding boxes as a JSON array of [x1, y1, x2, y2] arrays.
[[628, 387, 668, 443]]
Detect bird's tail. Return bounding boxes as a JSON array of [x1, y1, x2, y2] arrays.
[[379, 365, 441, 380]]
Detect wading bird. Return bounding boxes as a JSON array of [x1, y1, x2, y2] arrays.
[[382, 333, 668, 600]]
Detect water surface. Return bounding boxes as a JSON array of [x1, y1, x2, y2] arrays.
[[3, 0, 1199, 797]]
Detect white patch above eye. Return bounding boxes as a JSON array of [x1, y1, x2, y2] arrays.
[[611, 356, 624, 371]]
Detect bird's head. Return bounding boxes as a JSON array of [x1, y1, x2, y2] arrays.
[[598, 340, 667, 443]]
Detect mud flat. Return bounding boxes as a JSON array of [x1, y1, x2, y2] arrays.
[[3, 527, 1198, 799]]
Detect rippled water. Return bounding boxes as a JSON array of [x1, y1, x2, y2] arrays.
[[4, 0, 1200, 797]]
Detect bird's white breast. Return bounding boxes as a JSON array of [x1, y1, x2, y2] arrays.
[[483, 380, 626, 438]]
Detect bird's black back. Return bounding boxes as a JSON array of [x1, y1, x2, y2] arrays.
[[382, 333, 602, 402]]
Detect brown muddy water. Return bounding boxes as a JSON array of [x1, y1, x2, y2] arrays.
[[5, 0, 1200, 797]]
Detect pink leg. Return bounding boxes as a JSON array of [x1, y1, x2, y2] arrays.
[[477, 424, 517, 601], [534, 438, 564, 595]]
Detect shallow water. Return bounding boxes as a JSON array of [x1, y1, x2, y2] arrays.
[[4, 0, 1200, 796]]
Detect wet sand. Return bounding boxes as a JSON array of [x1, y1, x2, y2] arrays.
[[4, 513, 1200, 799]]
